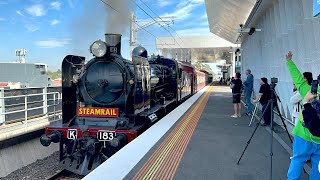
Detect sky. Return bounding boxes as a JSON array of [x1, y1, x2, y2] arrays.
[[0, 0, 212, 71]]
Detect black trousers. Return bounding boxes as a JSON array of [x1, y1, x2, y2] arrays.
[[262, 102, 274, 125]]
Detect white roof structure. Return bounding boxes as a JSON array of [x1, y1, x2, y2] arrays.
[[205, 0, 257, 43], [156, 34, 237, 49]]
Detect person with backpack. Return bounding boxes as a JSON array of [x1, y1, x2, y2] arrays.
[[285, 51, 320, 180]]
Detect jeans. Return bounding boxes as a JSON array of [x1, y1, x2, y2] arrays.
[[245, 89, 253, 113], [287, 136, 320, 180]]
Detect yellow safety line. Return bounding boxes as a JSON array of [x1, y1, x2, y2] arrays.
[[141, 86, 213, 179]]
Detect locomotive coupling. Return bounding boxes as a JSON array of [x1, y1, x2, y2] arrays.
[[40, 131, 62, 147]]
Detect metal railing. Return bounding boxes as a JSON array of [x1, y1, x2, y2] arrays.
[[0, 87, 62, 125]]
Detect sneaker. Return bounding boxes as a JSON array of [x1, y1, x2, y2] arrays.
[[245, 113, 252, 116], [245, 104, 248, 106], [231, 115, 238, 118]]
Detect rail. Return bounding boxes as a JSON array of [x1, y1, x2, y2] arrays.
[[0, 87, 62, 125]]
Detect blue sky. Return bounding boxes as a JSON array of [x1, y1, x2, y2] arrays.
[[0, 0, 210, 71]]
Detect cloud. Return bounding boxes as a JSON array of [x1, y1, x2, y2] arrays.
[[50, 1, 61, 10], [157, 0, 173, 7], [0, 1, 8, 5], [25, 24, 39, 32], [35, 38, 71, 48], [68, 0, 75, 8], [26, 4, 46, 17], [201, 13, 207, 19], [50, 19, 59, 25], [0, 17, 5, 21], [177, 0, 204, 8], [16, 10, 25, 16], [176, 27, 211, 36], [161, 4, 196, 20], [183, 20, 208, 27]]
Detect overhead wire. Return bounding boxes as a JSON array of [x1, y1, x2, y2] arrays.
[[131, 0, 182, 48], [138, 0, 186, 47], [98, 0, 175, 49]]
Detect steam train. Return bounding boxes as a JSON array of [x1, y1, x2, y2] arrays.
[[40, 34, 212, 175]]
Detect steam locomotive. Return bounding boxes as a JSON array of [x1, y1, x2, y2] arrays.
[[40, 34, 212, 175]]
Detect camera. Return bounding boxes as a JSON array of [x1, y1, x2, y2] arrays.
[[271, 77, 278, 84]]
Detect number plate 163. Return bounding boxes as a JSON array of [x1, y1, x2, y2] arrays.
[[97, 131, 116, 141]]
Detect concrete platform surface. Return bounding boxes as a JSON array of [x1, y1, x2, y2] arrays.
[[125, 85, 308, 180]]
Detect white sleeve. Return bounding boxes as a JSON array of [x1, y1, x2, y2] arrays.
[[290, 92, 301, 104]]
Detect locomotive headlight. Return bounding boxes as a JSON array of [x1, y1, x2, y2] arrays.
[[90, 40, 107, 57]]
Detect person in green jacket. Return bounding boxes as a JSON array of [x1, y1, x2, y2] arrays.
[[286, 51, 320, 180]]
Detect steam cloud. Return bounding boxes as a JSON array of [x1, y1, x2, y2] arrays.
[[104, 0, 133, 34], [69, 0, 133, 57]]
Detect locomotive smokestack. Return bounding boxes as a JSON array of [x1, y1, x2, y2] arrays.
[[105, 34, 121, 56]]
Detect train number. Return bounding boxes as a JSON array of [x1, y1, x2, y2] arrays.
[[67, 129, 78, 140], [97, 131, 116, 141]]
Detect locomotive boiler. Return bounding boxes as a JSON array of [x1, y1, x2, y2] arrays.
[[40, 33, 212, 175]]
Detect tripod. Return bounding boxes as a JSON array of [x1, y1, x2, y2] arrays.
[[236, 81, 304, 180]]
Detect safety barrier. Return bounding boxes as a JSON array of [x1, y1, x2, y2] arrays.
[[0, 87, 62, 125]]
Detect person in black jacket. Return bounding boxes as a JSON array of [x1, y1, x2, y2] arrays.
[[253, 78, 273, 126], [231, 72, 243, 118]]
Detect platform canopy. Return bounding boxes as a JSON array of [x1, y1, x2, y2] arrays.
[[205, 0, 257, 43], [156, 34, 236, 49], [155, 35, 238, 63]]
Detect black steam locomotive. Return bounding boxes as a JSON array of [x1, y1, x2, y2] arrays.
[[40, 34, 212, 175]]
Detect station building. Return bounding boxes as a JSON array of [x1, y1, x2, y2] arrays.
[[207, 0, 320, 128]]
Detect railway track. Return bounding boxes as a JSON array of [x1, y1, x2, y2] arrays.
[[46, 170, 84, 180]]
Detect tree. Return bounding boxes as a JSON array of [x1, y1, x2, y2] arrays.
[[48, 69, 61, 80]]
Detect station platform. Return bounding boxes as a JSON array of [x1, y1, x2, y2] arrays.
[[84, 84, 309, 180]]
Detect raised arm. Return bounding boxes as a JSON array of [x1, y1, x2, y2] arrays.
[[285, 51, 309, 98]]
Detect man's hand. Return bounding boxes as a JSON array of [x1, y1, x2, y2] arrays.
[[304, 91, 317, 103], [286, 51, 293, 61]]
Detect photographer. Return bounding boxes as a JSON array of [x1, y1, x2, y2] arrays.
[[252, 78, 273, 126], [285, 51, 320, 179]]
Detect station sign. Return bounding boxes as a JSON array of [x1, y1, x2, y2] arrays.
[[77, 107, 119, 117], [314, 0, 320, 17]]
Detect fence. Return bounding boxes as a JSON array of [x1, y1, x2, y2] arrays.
[[0, 86, 62, 125]]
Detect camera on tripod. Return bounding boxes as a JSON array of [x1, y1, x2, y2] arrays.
[[271, 77, 278, 84], [270, 77, 278, 89]]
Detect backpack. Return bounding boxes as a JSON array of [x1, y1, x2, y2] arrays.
[[302, 99, 320, 137]]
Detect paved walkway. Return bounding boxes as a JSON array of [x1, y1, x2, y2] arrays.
[[125, 85, 308, 180]]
